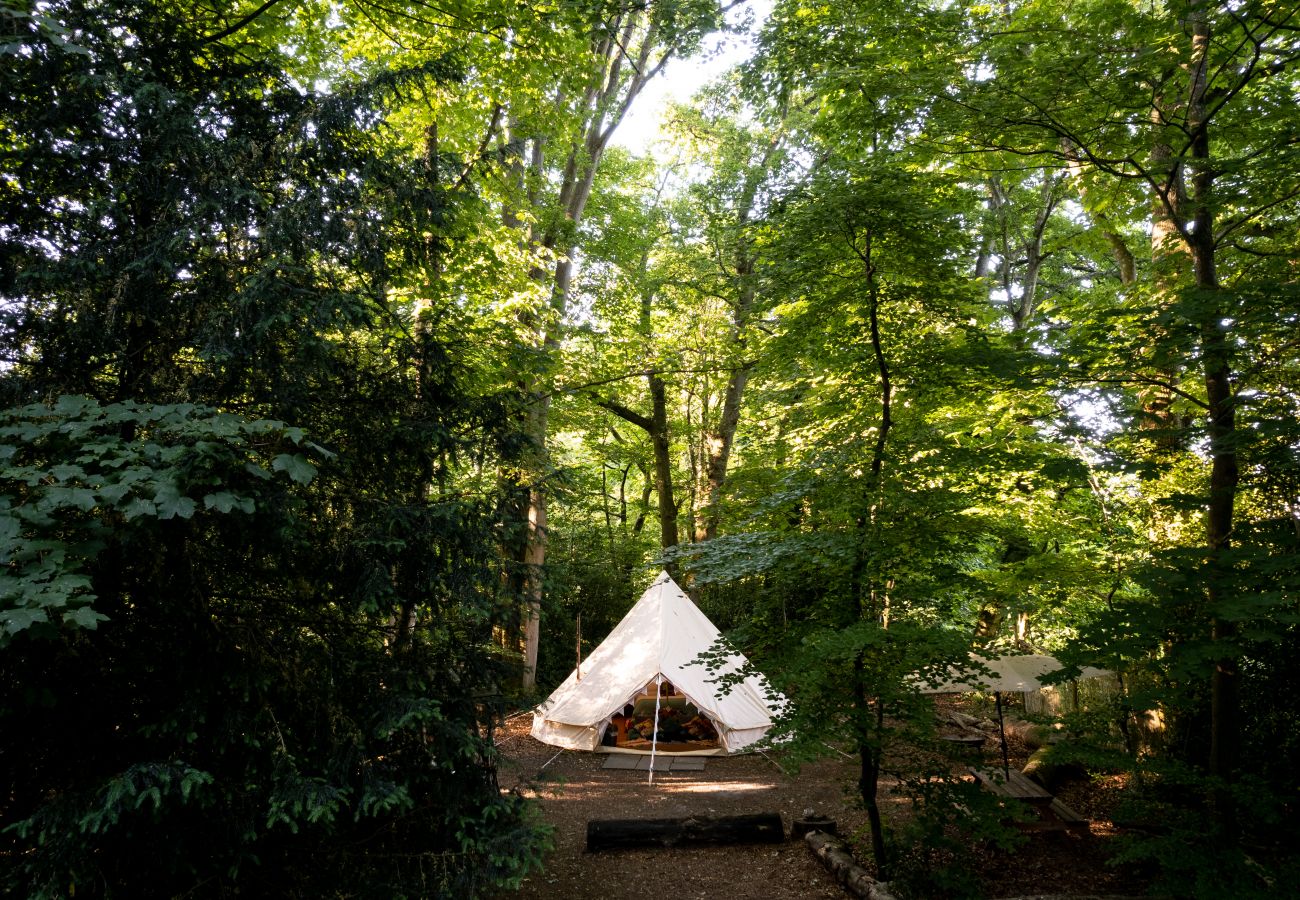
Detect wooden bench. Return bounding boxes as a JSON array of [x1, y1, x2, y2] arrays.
[[970, 767, 1052, 805], [970, 766, 1066, 832], [1049, 797, 1090, 832]]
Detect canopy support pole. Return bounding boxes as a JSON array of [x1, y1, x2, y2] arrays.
[[648, 674, 663, 785], [994, 690, 1010, 777]]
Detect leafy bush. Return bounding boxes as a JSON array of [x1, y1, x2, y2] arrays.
[[1, 399, 546, 897], [0, 2, 545, 894]]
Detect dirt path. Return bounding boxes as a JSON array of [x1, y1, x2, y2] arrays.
[[494, 708, 1147, 899], [495, 716, 865, 899]]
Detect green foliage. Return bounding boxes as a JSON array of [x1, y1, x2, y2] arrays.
[[1107, 763, 1295, 899], [1, 397, 314, 644], [3, 0, 1299, 893], [888, 773, 1025, 900], [0, 1, 545, 896]]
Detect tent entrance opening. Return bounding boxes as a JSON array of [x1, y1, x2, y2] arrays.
[[601, 679, 720, 752]]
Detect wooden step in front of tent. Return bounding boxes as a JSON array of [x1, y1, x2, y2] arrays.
[[601, 754, 707, 771]]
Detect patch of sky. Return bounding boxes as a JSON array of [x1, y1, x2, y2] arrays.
[[612, 0, 773, 156]]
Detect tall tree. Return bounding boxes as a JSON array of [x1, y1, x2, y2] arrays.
[[954, 0, 1300, 831]]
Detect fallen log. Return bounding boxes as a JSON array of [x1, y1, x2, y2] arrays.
[[1023, 746, 1087, 792], [804, 831, 899, 900], [1003, 717, 1061, 749], [586, 812, 784, 852]]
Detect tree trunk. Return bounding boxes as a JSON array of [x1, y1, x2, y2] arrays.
[[1186, 3, 1239, 830], [695, 364, 748, 541], [594, 391, 678, 552], [1140, 84, 1190, 449], [519, 397, 550, 691], [650, 373, 678, 549], [694, 131, 785, 542], [1062, 138, 1136, 287], [1011, 174, 1059, 334], [512, 6, 673, 688]]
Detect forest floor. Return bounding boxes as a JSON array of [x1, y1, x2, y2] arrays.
[[494, 702, 1149, 900]]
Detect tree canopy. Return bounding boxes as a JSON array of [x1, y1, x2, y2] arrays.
[[3, 0, 1298, 896]]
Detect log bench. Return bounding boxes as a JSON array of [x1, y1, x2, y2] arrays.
[[586, 812, 784, 851], [940, 732, 987, 749]]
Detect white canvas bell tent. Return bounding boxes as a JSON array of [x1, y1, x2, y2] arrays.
[[530, 571, 785, 754]]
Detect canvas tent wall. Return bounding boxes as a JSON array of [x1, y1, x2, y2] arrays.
[[530, 572, 784, 754]]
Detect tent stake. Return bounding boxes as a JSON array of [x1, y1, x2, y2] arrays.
[[648, 674, 663, 785]]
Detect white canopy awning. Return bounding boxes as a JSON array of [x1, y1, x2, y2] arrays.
[[919, 652, 1111, 694]]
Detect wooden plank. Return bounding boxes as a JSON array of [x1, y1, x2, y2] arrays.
[[670, 756, 706, 771], [586, 813, 785, 852], [970, 766, 1052, 802], [601, 754, 640, 769], [1049, 797, 1090, 831], [635, 756, 672, 772]]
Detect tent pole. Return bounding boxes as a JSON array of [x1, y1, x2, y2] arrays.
[[648, 674, 663, 785], [995, 690, 1010, 777]]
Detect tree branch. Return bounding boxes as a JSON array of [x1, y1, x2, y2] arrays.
[[591, 396, 653, 432], [199, 0, 286, 45]]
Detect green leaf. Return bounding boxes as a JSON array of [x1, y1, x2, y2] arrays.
[[63, 606, 108, 630], [152, 483, 196, 519], [203, 492, 241, 514], [99, 482, 132, 504], [272, 453, 316, 484], [124, 498, 158, 520], [3, 607, 49, 635], [53, 395, 95, 416]]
